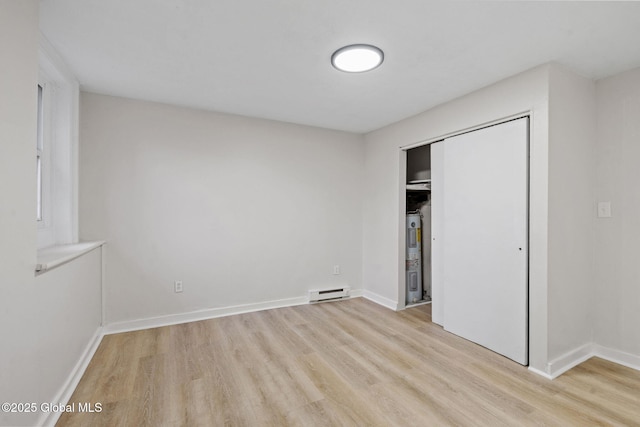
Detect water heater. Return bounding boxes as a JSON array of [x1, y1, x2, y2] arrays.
[[406, 212, 423, 304]]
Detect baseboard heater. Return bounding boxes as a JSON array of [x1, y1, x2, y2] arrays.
[[309, 286, 351, 303]]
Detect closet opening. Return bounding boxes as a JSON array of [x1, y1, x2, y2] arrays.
[[404, 143, 433, 307]]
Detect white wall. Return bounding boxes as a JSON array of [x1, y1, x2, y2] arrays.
[[0, 2, 40, 425], [79, 93, 364, 325], [34, 248, 103, 426], [594, 67, 640, 360], [547, 66, 596, 361], [1, 3, 104, 426], [363, 64, 552, 372]]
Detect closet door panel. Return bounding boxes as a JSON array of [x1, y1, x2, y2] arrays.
[[430, 141, 445, 326], [442, 118, 528, 365]]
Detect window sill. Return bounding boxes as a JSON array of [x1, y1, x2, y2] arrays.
[[36, 241, 106, 274]]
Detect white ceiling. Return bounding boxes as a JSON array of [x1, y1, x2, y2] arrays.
[[39, 1, 640, 133]]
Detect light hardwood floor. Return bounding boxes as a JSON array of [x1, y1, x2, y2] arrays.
[[57, 298, 640, 426]]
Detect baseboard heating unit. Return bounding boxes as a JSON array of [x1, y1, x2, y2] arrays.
[[308, 286, 351, 303]]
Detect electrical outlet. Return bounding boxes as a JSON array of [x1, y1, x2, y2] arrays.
[[174, 280, 183, 293], [333, 265, 340, 275]]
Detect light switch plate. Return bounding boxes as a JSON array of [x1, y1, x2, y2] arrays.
[[597, 201, 612, 218]]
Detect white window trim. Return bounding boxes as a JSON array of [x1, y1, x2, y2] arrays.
[[37, 34, 79, 249], [36, 83, 45, 223], [37, 73, 53, 233]]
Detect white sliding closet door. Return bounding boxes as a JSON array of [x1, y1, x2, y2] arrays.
[[442, 118, 528, 365], [430, 141, 445, 326]]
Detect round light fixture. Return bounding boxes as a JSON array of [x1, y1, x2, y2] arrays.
[[331, 44, 384, 73]]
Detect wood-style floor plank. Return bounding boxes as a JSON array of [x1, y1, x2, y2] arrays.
[[57, 298, 640, 426]]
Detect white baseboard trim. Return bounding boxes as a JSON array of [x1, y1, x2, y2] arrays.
[[105, 290, 370, 335], [104, 296, 310, 335], [529, 342, 640, 380], [593, 344, 640, 372], [39, 327, 104, 427], [350, 289, 364, 298], [527, 367, 554, 380], [540, 342, 594, 379], [362, 290, 398, 311]]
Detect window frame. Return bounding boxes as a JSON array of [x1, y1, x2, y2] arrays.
[[36, 75, 54, 232], [36, 83, 44, 223], [37, 35, 79, 249]]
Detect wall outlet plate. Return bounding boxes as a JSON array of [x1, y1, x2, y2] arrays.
[[174, 280, 183, 293]]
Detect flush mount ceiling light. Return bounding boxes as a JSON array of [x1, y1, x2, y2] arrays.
[[331, 44, 384, 73]]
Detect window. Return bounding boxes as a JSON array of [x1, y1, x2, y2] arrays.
[[37, 36, 79, 249], [36, 73, 53, 236]]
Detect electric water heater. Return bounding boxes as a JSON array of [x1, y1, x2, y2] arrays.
[[406, 212, 423, 304]]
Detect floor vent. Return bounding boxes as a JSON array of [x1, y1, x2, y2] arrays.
[[309, 286, 351, 303]]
